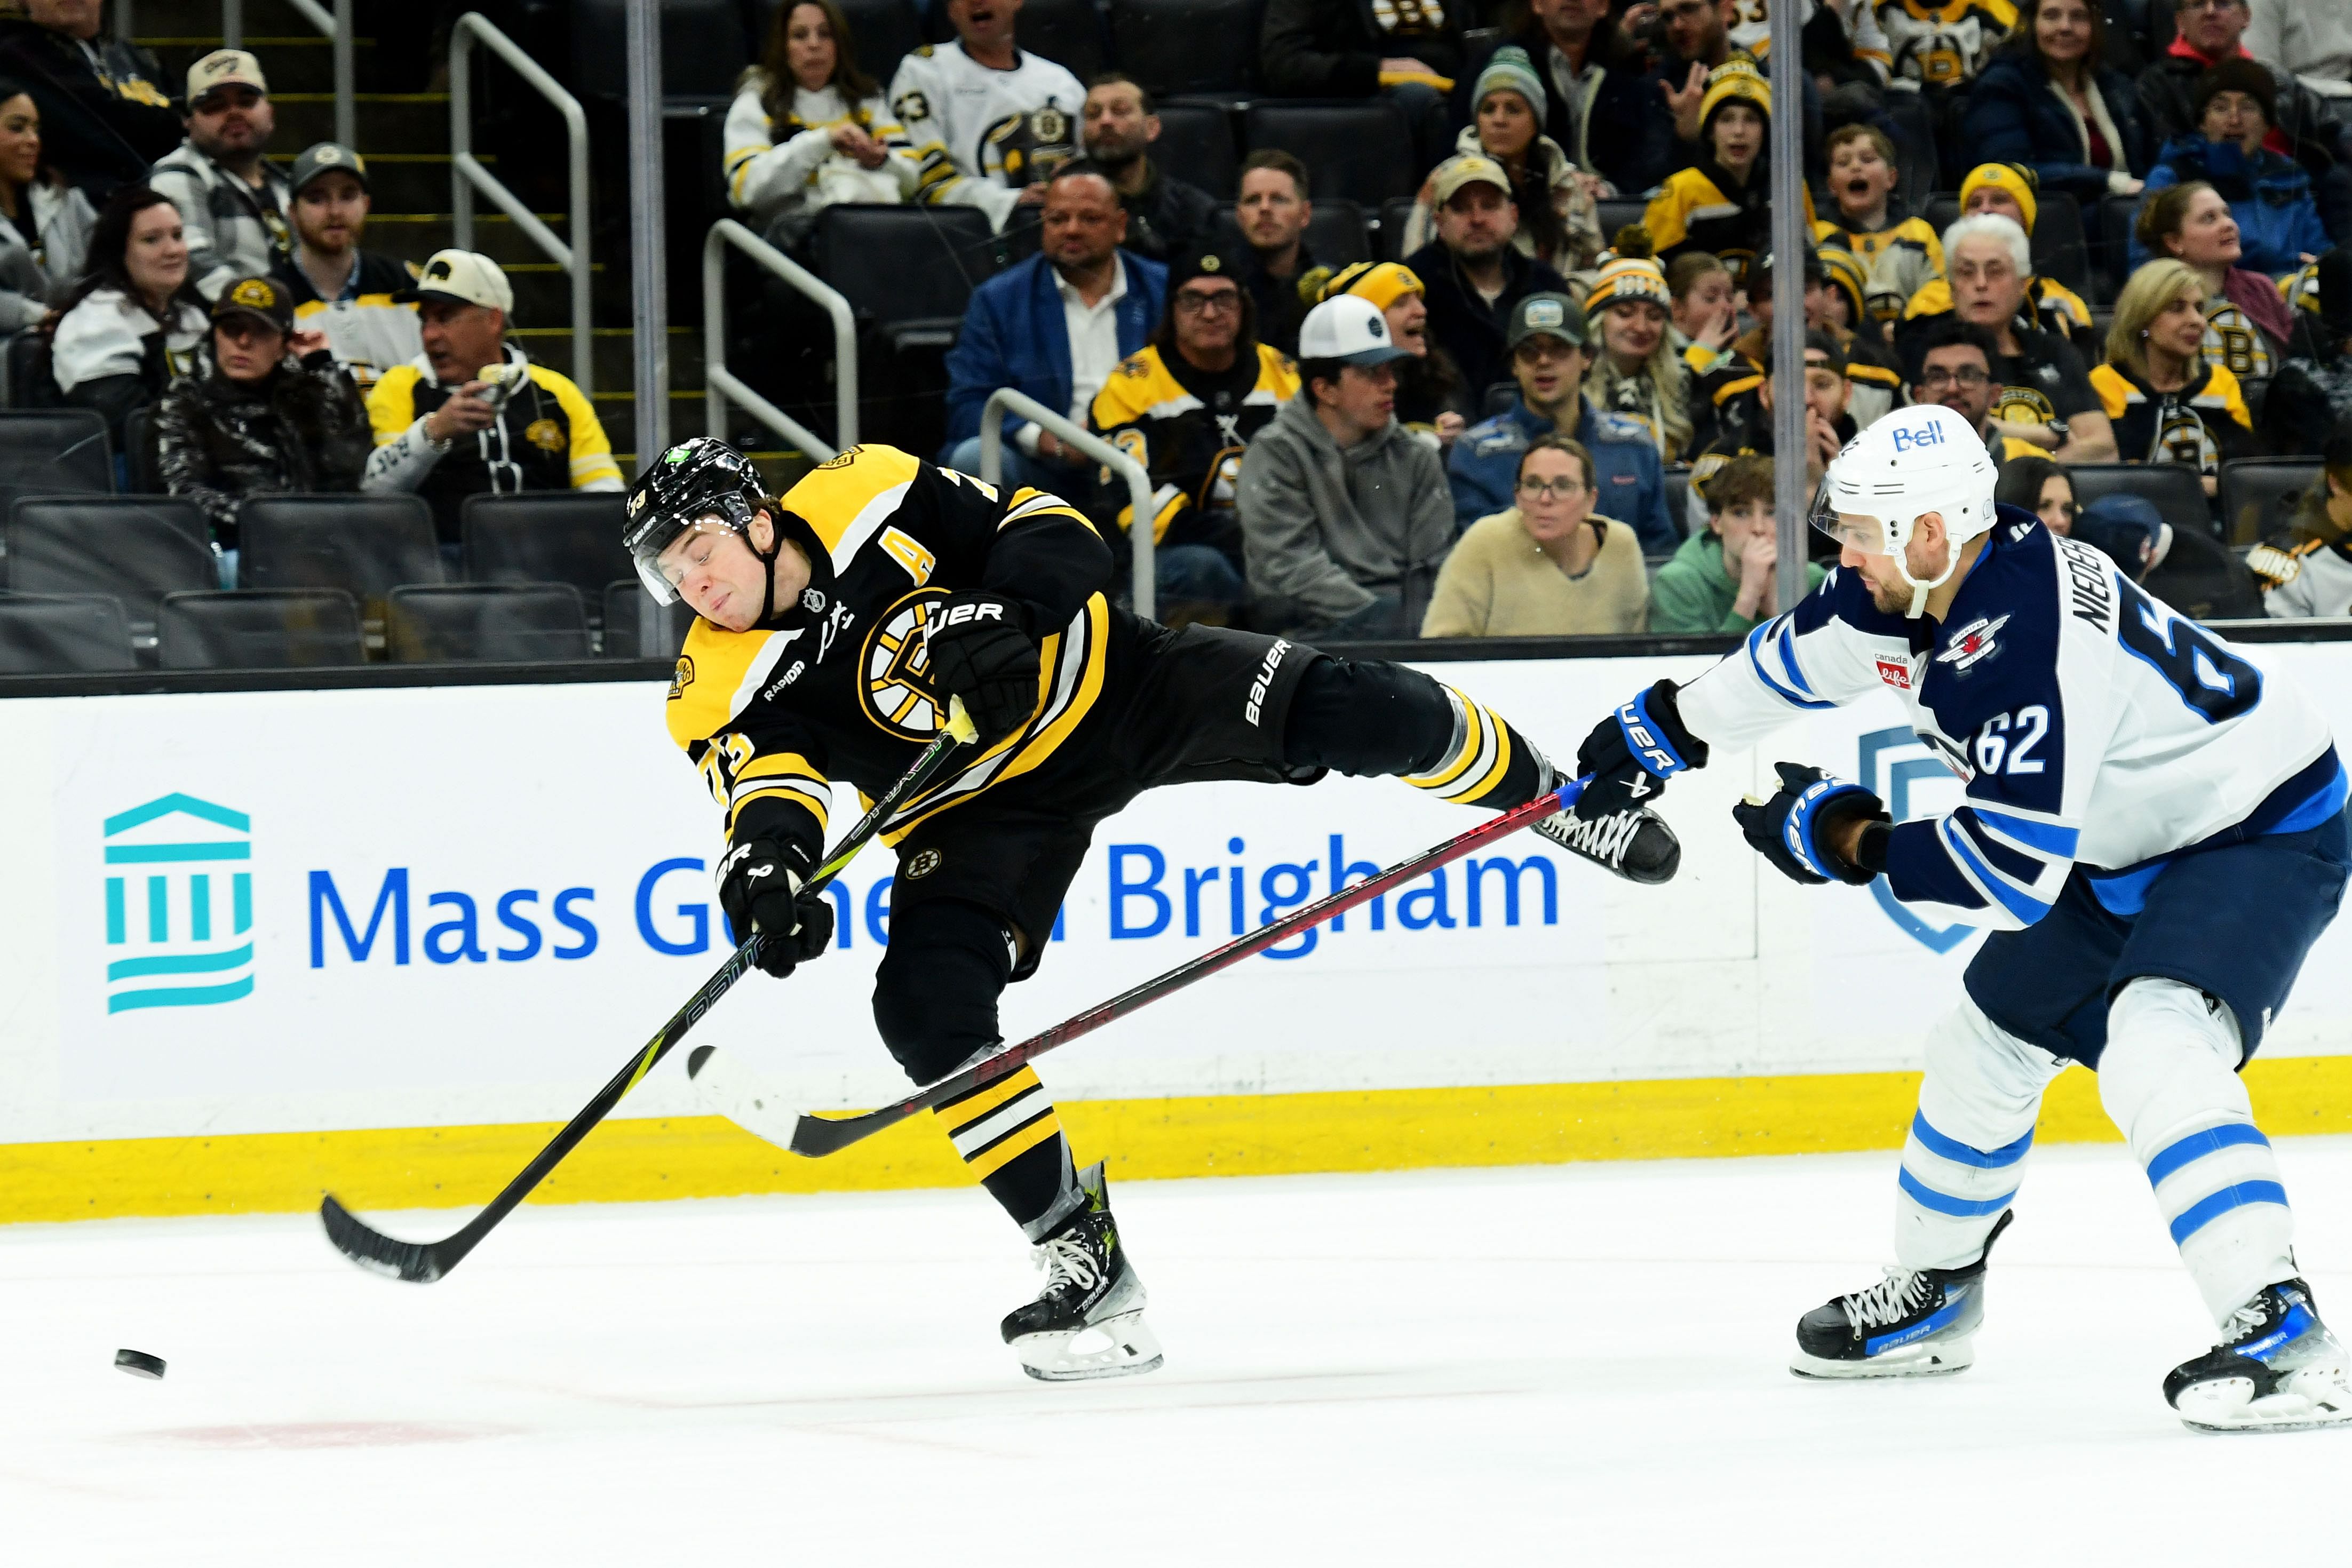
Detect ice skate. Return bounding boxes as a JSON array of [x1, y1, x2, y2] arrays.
[[1532, 763, 1681, 885], [1791, 1211, 2011, 1379], [1000, 1162, 1163, 1383], [2165, 1279, 2352, 1433]]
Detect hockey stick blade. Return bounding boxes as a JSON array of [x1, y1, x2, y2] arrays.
[[316, 719, 976, 1283], [773, 783, 1678, 1159]]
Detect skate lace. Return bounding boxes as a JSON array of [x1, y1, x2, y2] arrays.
[[1035, 1233, 1101, 1295], [1538, 808, 1639, 866], [1840, 1269, 1933, 1332], [2221, 1296, 2277, 1347]]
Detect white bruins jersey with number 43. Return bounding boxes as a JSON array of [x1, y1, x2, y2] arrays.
[[887, 41, 1085, 230]]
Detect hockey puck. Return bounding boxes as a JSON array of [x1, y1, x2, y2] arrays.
[[113, 1348, 166, 1380]]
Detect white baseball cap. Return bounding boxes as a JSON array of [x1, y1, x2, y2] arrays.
[[399, 249, 514, 314], [1298, 293, 1414, 367], [186, 49, 267, 104]]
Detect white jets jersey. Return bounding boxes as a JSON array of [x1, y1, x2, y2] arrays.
[[1677, 509, 2343, 930], [887, 41, 1085, 230]]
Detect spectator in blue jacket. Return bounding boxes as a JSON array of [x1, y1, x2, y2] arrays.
[[942, 162, 1167, 489], [1446, 292, 1676, 554], [2140, 59, 2332, 276], [1961, 0, 2152, 210]]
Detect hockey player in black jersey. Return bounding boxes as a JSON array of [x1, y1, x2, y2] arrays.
[[625, 435, 1675, 1381]]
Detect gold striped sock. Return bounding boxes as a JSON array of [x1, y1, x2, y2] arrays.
[[935, 1065, 1066, 1180]]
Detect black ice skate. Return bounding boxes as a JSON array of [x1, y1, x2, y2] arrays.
[[1791, 1210, 2011, 1379], [2164, 1278, 2352, 1433], [1532, 765, 1680, 885], [1001, 1162, 1163, 1383]]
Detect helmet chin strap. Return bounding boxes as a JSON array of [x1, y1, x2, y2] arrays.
[[1888, 514, 1964, 618], [749, 511, 788, 626]]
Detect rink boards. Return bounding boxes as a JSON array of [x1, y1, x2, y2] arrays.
[[6, 648, 2352, 1221]]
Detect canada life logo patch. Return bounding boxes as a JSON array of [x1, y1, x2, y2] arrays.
[[1875, 657, 1912, 691]]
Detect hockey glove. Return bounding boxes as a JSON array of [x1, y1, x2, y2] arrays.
[[1732, 762, 1889, 887], [1574, 679, 1708, 821], [923, 592, 1040, 745], [717, 838, 836, 977]]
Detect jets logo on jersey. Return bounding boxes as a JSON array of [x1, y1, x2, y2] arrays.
[[861, 587, 956, 739], [1936, 614, 2011, 672]]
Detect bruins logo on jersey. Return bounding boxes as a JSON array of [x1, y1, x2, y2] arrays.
[[1991, 384, 2059, 428], [668, 654, 695, 700], [2156, 403, 2223, 473], [861, 586, 956, 739], [2204, 303, 2274, 378], [984, 108, 1077, 187]]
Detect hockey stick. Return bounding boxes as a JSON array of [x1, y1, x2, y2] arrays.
[[692, 777, 1658, 1159], [318, 706, 981, 1283]]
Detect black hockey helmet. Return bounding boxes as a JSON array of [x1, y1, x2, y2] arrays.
[[623, 436, 775, 607]]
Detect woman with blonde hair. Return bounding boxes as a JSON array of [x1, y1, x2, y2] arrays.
[[1584, 252, 1693, 462], [722, 0, 917, 243], [2090, 257, 2256, 497]]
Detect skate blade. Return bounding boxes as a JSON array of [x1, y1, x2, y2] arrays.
[[1790, 1341, 1974, 1380], [2176, 1376, 2352, 1434], [1014, 1310, 1165, 1383]]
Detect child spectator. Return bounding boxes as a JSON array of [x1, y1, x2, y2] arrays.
[[154, 274, 369, 552], [1901, 162, 2098, 353], [1420, 432, 1649, 636], [890, 0, 1084, 232], [2092, 256, 2257, 496], [0, 75, 93, 331], [725, 0, 916, 245], [1688, 329, 1856, 525], [2135, 177, 2314, 375], [2252, 418, 2352, 617], [1644, 61, 1812, 288], [1704, 249, 1902, 442], [1316, 260, 1473, 448], [1668, 249, 1740, 378], [271, 143, 420, 390], [1962, 0, 2153, 207], [2141, 59, 2332, 276], [1813, 123, 1943, 321], [1399, 46, 1601, 274], [1583, 253, 1695, 461], [49, 183, 205, 448], [1647, 452, 1825, 633]]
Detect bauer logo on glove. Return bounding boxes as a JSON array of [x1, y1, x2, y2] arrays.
[[1732, 762, 1889, 887]]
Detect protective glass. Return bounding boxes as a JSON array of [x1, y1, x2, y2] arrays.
[[631, 515, 738, 606], [1809, 499, 1895, 557]]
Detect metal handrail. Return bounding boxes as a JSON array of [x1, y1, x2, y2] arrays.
[[216, 0, 353, 148], [979, 388, 1155, 620], [448, 11, 592, 394], [703, 220, 856, 462]]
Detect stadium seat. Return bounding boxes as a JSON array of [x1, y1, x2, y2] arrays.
[[123, 403, 161, 494], [1380, 195, 1415, 260], [2219, 458, 2321, 546], [0, 591, 134, 672], [461, 492, 634, 611], [238, 494, 443, 606], [0, 409, 111, 518], [1594, 198, 1648, 247], [814, 204, 1001, 352], [1242, 102, 1414, 209], [749, 0, 925, 87], [2, 328, 50, 408], [2098, 194, 2138, 300], [1013, 0, 1106, 81], [2064, 462, 2213, 537], [4, 497, 216, 641], [1152, 100, 1239, 196], [384, 583, 593, 663], [2238, 375, 2269, 429], [1215, 197, 1370, 267], [156, 588, 366, 669], [1663, 466, 1693, 539], [570, 0, 748, 99], [1108, 0, 1264, 97], [602, 579, 697, 659]]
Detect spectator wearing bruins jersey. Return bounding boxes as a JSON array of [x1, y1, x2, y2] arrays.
[[1874, 0, 2016, 86], [1900, 163, 2097, 355], [1812, 125, 1942, 322], [887, 0, 1084, 233], [2254, 424, 2352, 617], [723, 0, 919, 241], [1643, 62, 1813, 289], [1699, 250, 1902, 448], [630, 436, 1652, 1380], [363, 250, 621, 544], [1687, 329, 1856, 540], [2091, 258, 2255, 497], [1087, 244, 1298, 617], [271, 143, 420, 390]]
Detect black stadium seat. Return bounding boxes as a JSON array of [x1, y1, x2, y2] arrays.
[[385, 584, 593, 663], [1243, 102, 1415, 209], [2219, 458, 2322, 546], [2065, 462, 2213, 537], [602, 579, 696, 659], [157, 589, 366, 669], [237, 494, 444, 627], [1380, 194, 1415, 260], [814, 204, 1000, 352], [1594, 198, 1648, 247], [1012, 0, 1107, 81], [750, 0, 925, 87], [1151, 101, 1238, 196], [571, 0, 746, 99], [0, 409, 110, 516], [0, 591, 134, 672], [1109, 0, 1265, 97], [460, 492, 634, 612], [5, 496, 216, 638]]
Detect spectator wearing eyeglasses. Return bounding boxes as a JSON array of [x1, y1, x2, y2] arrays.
[[1905, 314, 2047, 475], [1089, 244, 1297, 622], [1420, 433, 1648, 637], [0, 0, 179, 199], [148, 50, 291, 301]]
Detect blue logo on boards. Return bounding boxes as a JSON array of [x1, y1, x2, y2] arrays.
[[102, 793, 255, 1012], [1856, 728, 1975, 954]]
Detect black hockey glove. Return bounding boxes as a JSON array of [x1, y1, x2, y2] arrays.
[[717, 838, 835, 977], [1574, 679, 1708, 821], [1732, 762, 1890, 887], [923, 592, 1040, 745]]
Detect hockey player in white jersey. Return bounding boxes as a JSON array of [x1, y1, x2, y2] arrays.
[[1572, 401, 2352, 1432], [886, 0, 1084, 231]]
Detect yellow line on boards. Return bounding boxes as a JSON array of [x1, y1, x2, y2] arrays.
[[5, 1058, 2351, 1225]]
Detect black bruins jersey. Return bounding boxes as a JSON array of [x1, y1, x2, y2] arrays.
[[1087, 342, 1300, 557], [2089, 360, 2255, 480], [667, 445, 1115, 864]]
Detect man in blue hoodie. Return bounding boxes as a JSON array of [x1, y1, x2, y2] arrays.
[[1446, 292, 1676, 554], [943, 162, 1167, 489]]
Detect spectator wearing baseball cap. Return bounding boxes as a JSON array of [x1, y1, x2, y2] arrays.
[[1233, 293, 1456, 639], [154, 273, 370, 555], [1446, 291, 1675, 554], [1087, 242, 1300, 619], [1403, 153, 1574, 411], [270, 142, 421, 388], [148, 49, 292, 301], [363, 249, 623, 544], [0, 0, 179, 199], [1316, 260, 1472, 448]]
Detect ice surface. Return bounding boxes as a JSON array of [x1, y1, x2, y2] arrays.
[[6, 1141, 2351, 1564]]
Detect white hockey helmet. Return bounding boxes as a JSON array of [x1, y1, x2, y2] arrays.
[[1812, 402, 2000, 616]]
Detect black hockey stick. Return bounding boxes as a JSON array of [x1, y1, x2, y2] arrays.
[[693, 779, 1671, 1159], [318, 709, 980, 1283]]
